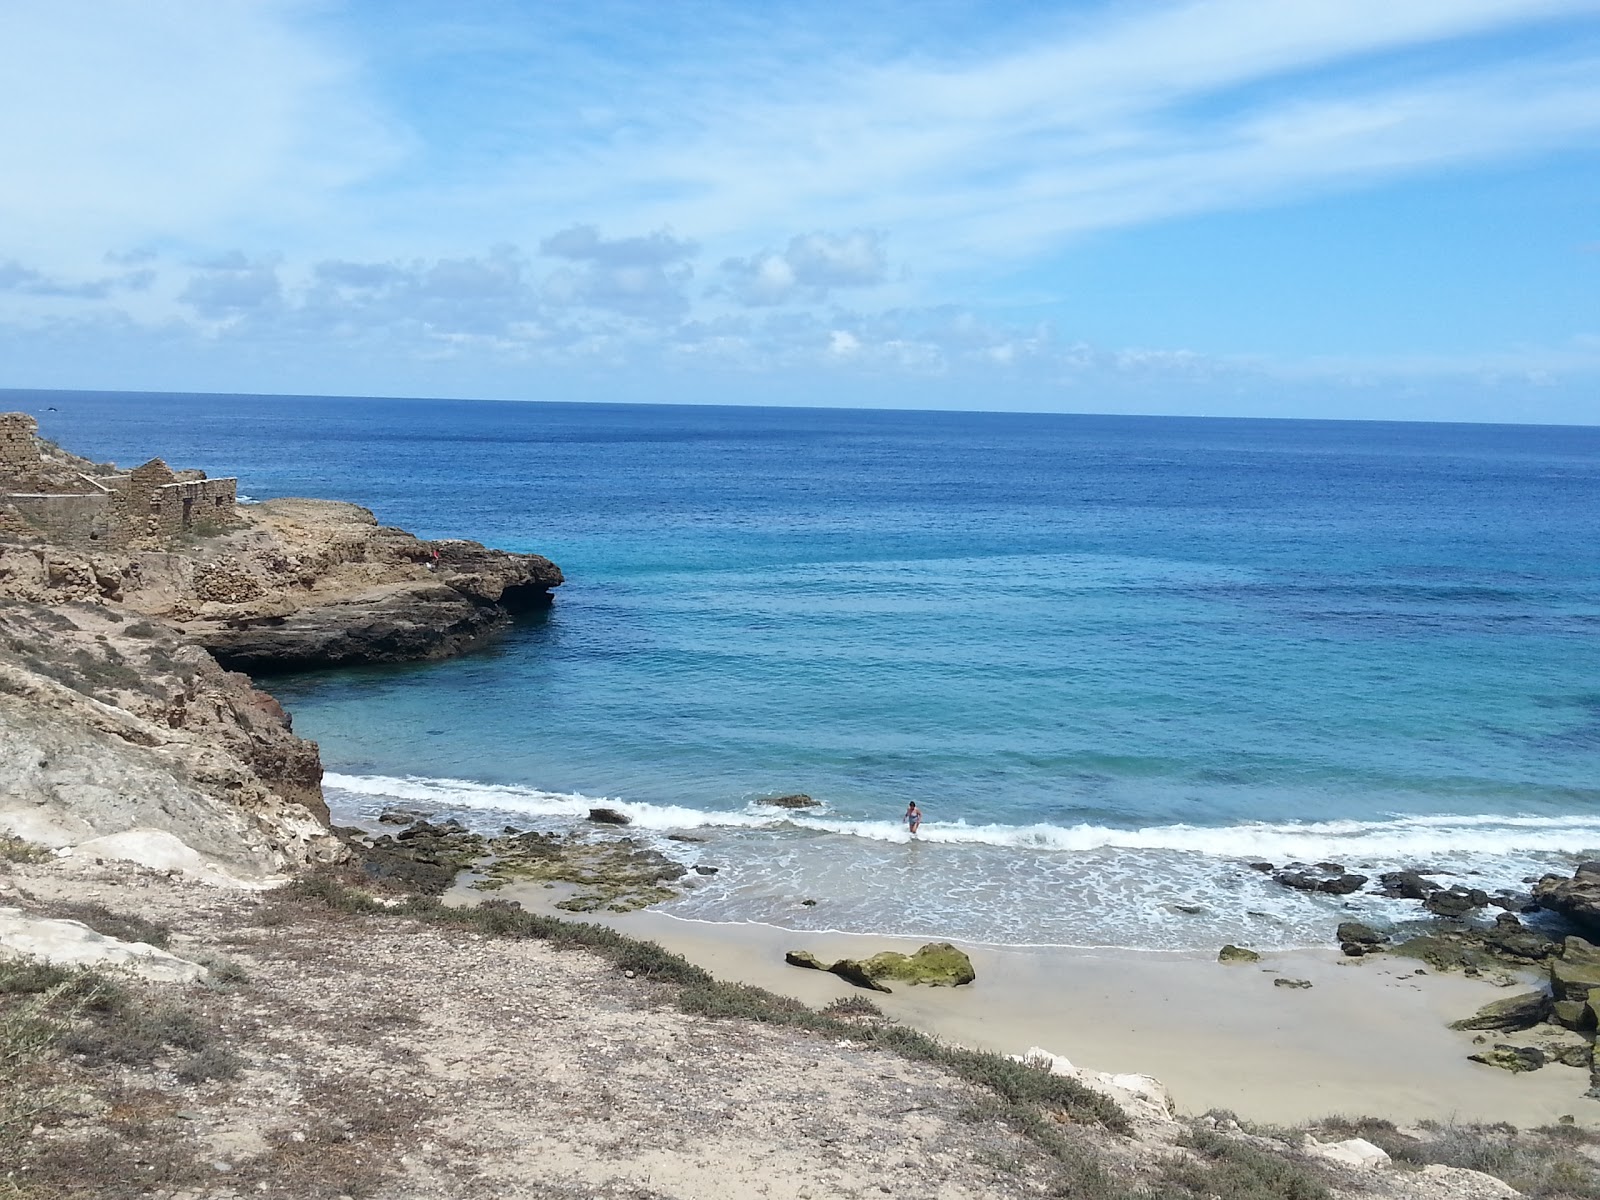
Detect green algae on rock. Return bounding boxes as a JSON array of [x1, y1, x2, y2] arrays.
[[1217, 944, 1260, 964], [860, 943, 976, 987], [354, 820, 690, 913], [783, 942, 976, 991], [1468, 1044, 1547, 1073]]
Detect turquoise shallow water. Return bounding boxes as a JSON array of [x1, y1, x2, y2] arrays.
[[15, 390, 1600, 947]]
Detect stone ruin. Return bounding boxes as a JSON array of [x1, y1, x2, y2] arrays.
[[0, 412, 239, 549]]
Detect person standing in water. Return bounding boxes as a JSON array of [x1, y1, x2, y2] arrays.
[[904, 802, 922, 837]]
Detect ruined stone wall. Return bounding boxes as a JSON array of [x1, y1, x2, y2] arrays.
[[0, 413, 41, 485], [150, 477, 238, 537], [4, 493, 112, 548]]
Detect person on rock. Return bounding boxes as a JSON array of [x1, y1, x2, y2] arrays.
[[904, 801, 922, 837]]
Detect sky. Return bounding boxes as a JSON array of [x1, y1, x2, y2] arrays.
[[2, 0, 1598, 423]]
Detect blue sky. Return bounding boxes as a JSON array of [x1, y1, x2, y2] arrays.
[[2, 1, 1598, 422]]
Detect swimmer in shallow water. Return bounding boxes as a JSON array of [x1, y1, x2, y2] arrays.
[[904, 801, 922, 837]]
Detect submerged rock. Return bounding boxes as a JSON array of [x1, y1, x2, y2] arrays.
[[1374, 869, 1440, 900], [1274, 978, 1312, 989], [1274, 869, 1368, 896], [758, 794, 820, 809], [1218, 944, 1260, 964]]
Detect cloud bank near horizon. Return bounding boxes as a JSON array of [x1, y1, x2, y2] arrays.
[[1, 0, 1597, 421]]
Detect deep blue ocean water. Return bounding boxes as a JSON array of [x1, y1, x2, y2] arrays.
[[12, 389, 1600, 948]]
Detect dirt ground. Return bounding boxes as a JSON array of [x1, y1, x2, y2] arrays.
[[2, 857, 1585, 1200]]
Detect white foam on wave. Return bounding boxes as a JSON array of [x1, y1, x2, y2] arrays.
[[322, 771, 1600, 860]]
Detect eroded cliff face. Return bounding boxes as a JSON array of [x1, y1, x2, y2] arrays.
[[0, 418, 564, 879], [0, 599, 340, 878]]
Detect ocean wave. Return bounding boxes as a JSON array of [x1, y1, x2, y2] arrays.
[[322, 771, 1600, 860]]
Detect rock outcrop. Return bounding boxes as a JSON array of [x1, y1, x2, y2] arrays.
[[0, 417, 564, 878], [0, 599, 339, 878], [1534, 864, 1600, 933]]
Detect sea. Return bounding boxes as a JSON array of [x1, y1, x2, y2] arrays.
[[12, 389, 1600, 950]]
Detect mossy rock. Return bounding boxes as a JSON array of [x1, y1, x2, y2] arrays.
[[1388, 934, 1493, 973], [861, 943, 976, 987], [1468, 1044, 1546, 1073], [1218, 944, 1260, 964], [1448, 990, 1551, 1032], [1551, 956, 1600, 1003], [1552, 999, 1593, 1030]]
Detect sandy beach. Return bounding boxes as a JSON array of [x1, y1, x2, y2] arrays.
[[450, 879, 1594, 1127]]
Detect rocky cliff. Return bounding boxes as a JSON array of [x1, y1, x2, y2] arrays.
[[0, 415, 564, 878], [0, 598, 339, 878]]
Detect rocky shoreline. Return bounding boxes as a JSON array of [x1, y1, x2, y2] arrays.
[[0, 414, 561, 879]]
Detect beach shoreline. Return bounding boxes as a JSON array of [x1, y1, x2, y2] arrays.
[[448, 878, 1595, 1126]]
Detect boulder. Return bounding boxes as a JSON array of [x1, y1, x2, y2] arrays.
[[1533, 869, 1600, 933], [587, 807, 632, 826], [1336, 921, 1386, 946], [860, 942, 976, 988], [1550, 941, 1600, 1002], [692, 865, 719, 875], [1010, 1047, 1175, 1125], [1218, 944, 1260, 964], [1447, 990, 1552, 1032], [1468, 1045, 1546, 1073], [758, 794, 819, 809], [824, 958, 892, 993], [1274, 869, 1367, 895], [783, 943, 972, 990], [1480, 912, 1558, 960], [0, 907, 205, 984], [1375, 870, 1439, 900], [1424, 888, 1482, 918], [1302, 1136, 1391, 1170], [1552, 999, 1593, 1031]]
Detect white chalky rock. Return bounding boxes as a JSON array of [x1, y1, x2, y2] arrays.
[[1417, 1164, 1521, 1198], [0, 906, 204, 983], [1009, 1046, 1176, 1124], [1302, 1135, 1391, 1169]]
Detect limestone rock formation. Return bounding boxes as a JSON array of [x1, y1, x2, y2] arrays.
[[1534, 864, 1600, 933], [0, 600, 339, 877], [1447, 990, 1552, 1032], [0, 906, 205, 983]]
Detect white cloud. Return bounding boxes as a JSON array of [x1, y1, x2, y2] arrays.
[[722, 231, 888, 305], [0, 1, 403, 266]]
